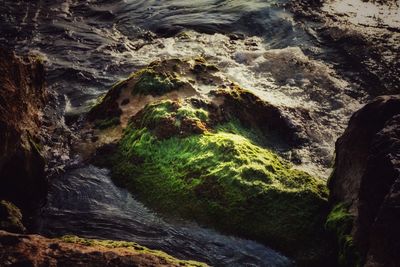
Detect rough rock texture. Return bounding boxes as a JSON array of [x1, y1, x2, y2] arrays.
[[0, 231, 207, 267], [328, 95, 400, 267], [0, 48, 48, 214], [210, 87, 304, 146], [0, 201, 25, 233], [288, 0, 400, 96]]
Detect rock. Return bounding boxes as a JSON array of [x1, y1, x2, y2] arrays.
[[210, 86, 305, 146], [0, 230, 207, 267], [0, 48, 48, 215], [327, 95, 400, 267], [288, 0, 400, 95], [0, 201, 25, 233], [87, 59, 335, 266]]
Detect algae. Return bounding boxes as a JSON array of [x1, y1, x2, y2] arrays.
[[106, 100, 329, 264], [61, 235, 207, 267], [133, 69, 184, 96], [326, 203, 361, 267], [0, 200, 25, 233]]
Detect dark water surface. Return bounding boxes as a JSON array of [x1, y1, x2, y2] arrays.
[[39, 165, 292, 266], [0, 0, 371, 266]]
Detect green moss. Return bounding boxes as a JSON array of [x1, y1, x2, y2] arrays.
[[139, 100, 177, 127], [135, 100, 208, 137], [109, 105, 329, 263], [0, 200, 25, 233], [60, 235, 207, 266], [326, 203, 361, 267], [133, 69, 184, 96], [94, 117, 120, 130]]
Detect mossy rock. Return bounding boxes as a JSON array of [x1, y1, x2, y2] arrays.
[[87, 58, 222, 125], [0, 200, 25, 233], [101, 99, 333, 266], [60, 235, 207, 267], [132, 69, 185, 96], [326, 203, 361, 267], [130, 99, 209, 139]]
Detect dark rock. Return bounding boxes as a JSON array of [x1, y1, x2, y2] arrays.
[[0, 48, 48, 215], [328, 95, 400, 267], [0, 201, 25, 233], [210, 87, 304, 146], [0, 231, 206, 267]]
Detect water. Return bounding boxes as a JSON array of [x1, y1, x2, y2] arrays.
[[38, 165, 292, 266], [0, 0, 376, 266]]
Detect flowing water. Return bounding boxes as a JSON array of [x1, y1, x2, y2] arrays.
[[0, 0, 378, 266], [39, 165, 292, 266]]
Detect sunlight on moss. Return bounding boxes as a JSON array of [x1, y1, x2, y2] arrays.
[[133, 69, 184, 96], [110, 111, 328, 260], [60, 235, 207, 266]]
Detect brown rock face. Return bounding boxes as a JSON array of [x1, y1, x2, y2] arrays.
[[328, 95, 400, 267], [0, 48, 48, 214], [0, 231, 206, 267]]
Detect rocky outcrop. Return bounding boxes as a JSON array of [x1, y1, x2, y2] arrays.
[[0, 201, 25, 233], [288, 0, 400, 96], [328, 95, 400, 267], [88, 58, 334, 267], [0, 49, 48, 215], [0, 231, 207, 267]]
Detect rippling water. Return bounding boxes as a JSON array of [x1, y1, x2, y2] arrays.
[[38, 165, 292, 266], [0, 0, 372, 265]]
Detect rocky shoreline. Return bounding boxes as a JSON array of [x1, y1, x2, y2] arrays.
[[288, 0, 400, 96], [0, 49, 207, 266], [0, 1, 399, 266]]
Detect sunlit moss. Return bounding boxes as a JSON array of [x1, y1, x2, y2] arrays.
[[133, 69, 184, 96], [60, 235, 207, 266], [108, 99, 329, 263]]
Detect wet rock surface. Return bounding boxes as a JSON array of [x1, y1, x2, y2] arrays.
[[328, 95, 400, 267], [0, 230, 207, 267], [88, 58, 334, 267], [289, 0, 400, 96], [0, 48, 72, 221], [0, 48, 48, 215]]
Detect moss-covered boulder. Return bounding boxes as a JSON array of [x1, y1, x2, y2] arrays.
[[328, 95, 400, 267], [88, 58, 334, 266]]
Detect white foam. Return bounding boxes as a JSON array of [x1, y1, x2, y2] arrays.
[[104, 30, 366, 177]]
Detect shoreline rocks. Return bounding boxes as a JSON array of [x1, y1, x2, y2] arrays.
[[327, 95, 400, 267], [0, 49, 207, 267], [0, 231, 207, 267], [89, 58, 335, 266], [288, 0, 400, 96], [0, 48, 49, 217]]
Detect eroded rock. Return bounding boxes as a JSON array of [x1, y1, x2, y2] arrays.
[[0, 49, 48, 215], [0, 231, 207, 267], [328, 95, 400, 267]]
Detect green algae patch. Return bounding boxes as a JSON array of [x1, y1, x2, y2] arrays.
[[326, 203, 361, 267], [60, 235, 207, 267], [132, 100, 209, 139], [105, 98, 330, 265], [133, 69, 185, 96]]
